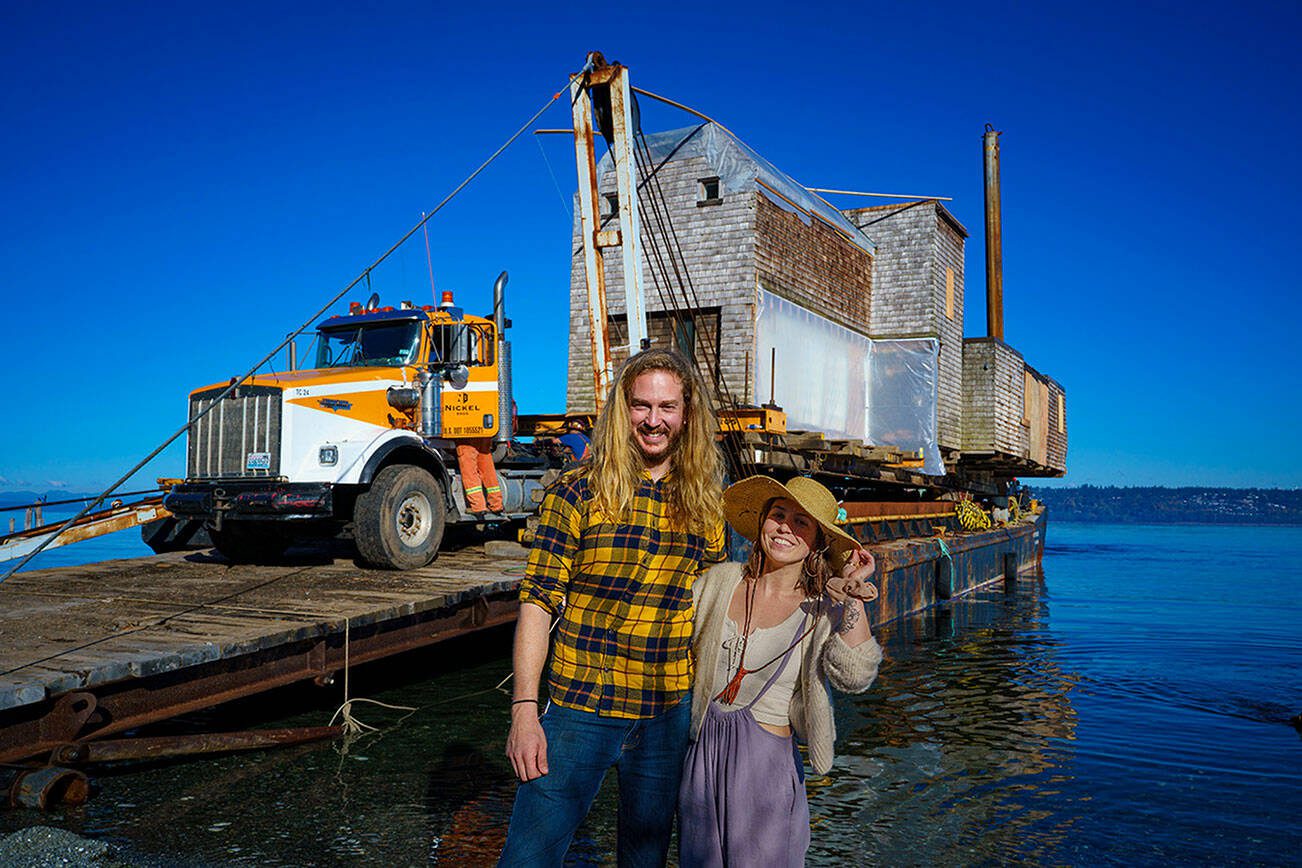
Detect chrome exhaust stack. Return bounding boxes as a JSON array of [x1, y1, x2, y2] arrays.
[[419, 369, 442, 438], [493, 271, 513, 448]]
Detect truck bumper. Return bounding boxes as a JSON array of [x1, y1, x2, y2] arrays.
[[164, 482, 334, 522]]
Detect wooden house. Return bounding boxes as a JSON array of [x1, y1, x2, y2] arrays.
[[566, 123, 1066, 479]]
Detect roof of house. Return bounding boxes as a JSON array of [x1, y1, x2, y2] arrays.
[[597, 122, 876, 256]]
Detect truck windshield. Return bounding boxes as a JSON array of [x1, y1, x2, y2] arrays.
[[315, 321, 421, 368]]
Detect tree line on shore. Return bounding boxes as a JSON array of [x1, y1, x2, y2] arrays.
[[1024, 485, 1302, 525]]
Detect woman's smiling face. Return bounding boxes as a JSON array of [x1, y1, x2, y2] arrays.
[[759, 497, 820, 567]]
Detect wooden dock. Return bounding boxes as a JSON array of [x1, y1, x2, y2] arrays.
[[0, 510, 1045, 769], [0, 544, 526, 764]]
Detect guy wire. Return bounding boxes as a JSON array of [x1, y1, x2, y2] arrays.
[[1, 74, 585, 583], [629, 139, 751, 481], [630, 131, 758, 482]]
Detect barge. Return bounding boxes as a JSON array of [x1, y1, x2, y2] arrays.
[[0, 510, 1045, 778]]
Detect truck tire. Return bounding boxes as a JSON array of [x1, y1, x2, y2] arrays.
[[209, 521, 289, 564], [354, 465, 445, 569]]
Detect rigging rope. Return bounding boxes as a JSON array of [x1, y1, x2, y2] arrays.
[[935, 535, 954, 587], [626, 120, 760, 483], [0, 566, 318, 678], [329, 617, 416, 737], [628, 169, 740, 477], [535, 133, 575, 220], [0, 488, 162, 515]]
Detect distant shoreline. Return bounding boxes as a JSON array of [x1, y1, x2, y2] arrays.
[[1050, 517, 1302, 529], [1027, 485, 1302, 527]]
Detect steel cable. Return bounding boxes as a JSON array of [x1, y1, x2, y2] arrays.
[[630, 157, 750, 484], [629, 133, 759, 482], [1, 76, 585, 583]]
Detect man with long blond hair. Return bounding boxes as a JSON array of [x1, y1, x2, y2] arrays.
[[500, 348, 725, 866]]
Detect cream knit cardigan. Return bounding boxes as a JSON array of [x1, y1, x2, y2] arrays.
[[689, 561, 883, 775]]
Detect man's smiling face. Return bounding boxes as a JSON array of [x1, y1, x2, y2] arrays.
[[627, 369, 685, 473]]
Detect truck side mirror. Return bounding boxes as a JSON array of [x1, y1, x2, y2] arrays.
[[445, 365, 470, 390]]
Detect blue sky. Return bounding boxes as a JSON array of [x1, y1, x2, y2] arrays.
[[2, 1, 1298, 492]]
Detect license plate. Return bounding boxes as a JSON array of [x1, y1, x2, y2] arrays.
[[246, 452, 272, 470]]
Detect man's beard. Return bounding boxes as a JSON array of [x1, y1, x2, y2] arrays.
[[634, 423, 681, 461]]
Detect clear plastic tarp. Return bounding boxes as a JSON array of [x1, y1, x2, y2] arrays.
[[866, 338, 944, 476], [754, 290, 869, 440], [596, 123, 875, 256], [754, 289, 944, 475]]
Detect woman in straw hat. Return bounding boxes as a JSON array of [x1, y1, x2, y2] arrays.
[[679, 475, 882, 867]]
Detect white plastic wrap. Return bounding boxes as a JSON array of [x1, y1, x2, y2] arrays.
[[754, 289, 944, 475], [754, 289, 868, 440], [866, 338, 944, 476]]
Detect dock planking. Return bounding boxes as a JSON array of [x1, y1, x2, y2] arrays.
[[0, 545, 527, 762]]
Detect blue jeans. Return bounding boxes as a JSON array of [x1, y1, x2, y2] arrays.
[[498, 698, 690, 867]]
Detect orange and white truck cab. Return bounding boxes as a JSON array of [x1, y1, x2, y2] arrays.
[[164, 273, 552, 568]]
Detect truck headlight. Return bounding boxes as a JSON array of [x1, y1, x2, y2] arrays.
[[319, 445, 339, 466]]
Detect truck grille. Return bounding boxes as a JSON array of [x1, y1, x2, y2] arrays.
[[186, 384, 283, 479]]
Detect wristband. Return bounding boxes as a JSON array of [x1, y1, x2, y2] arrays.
[[512, 698, 539, 706]]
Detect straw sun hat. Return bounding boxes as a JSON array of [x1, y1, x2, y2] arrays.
[[723, 475, 860, 570]]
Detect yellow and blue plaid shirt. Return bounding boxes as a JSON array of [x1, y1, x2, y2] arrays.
[[520, 471, 725, 719]]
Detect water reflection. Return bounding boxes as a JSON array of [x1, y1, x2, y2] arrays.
[[425, 741, 514, 863], [813, 569, 1084, 865]]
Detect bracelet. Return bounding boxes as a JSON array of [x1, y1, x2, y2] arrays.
[[512, 698, 539, 706]]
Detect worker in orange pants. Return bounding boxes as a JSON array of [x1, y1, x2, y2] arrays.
[[456, 438, 504, 515]]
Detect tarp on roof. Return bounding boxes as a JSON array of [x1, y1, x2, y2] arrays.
[[596, 123, 875, 256]]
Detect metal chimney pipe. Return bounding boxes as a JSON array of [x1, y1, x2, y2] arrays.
[[983, 124, 1005, 341]]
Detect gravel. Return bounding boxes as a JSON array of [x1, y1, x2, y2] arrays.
[[0, 826, 117, 867]]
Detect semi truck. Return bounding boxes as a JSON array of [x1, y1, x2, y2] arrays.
[[163, 273, 554, 569]]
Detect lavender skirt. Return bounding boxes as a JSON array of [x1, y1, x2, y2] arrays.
[[678, 701, 810, 867]]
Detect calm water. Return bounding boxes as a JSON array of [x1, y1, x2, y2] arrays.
[[4, 505, 154, 574], [2, 521, 1299, 865]]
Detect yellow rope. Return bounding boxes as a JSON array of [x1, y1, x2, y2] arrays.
[[955, 499, 991, 531]]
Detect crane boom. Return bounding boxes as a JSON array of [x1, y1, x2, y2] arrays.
[[570, 51, 648, 408]]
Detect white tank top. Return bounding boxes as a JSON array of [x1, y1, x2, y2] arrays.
[[713, 604, 811, 727]]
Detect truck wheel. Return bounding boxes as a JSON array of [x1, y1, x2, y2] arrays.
[[210, 522, 289, 563], [354, 465, 445, 569]]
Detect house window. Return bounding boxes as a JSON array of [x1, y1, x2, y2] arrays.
[[697, 177, 722, 206], [945, 267, 955, 320], [674, 317, 697, 358], [1022, 370, 1033, 428], [1058, 393, 1066, 433], [602, 192, 619, 218], [607, 309, 721, 386]]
